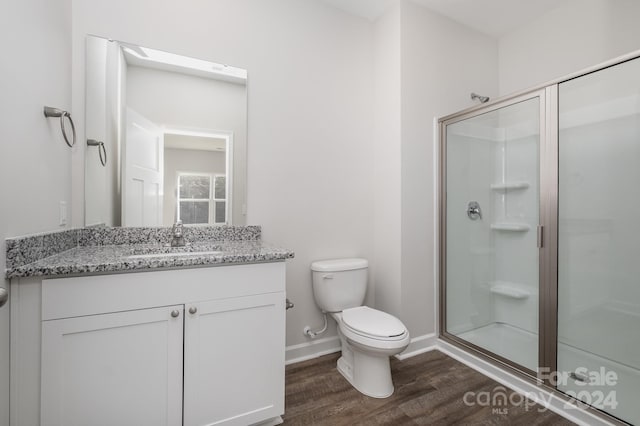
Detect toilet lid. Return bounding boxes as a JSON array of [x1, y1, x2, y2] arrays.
[[341, 306, 406, 338]]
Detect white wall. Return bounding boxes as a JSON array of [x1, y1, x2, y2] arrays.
[[163, 149, 226, 226], [370, 0, 499, 345], [397, 0, 498, 338], [126, 66, 247, 225], [372, 2, 402, 321], [0, 0, 72, 423], [71, 0, 375, 351], [0, 1, 73, 253], [71, 0, 500, 352], [499, 0, 640, 96]]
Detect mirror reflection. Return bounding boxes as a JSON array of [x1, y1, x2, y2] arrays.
[[84, 35, 247, 227]]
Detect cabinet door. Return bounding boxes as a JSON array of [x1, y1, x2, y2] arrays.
[[184, 292, 285, 426], [41, 305, 184, 426]]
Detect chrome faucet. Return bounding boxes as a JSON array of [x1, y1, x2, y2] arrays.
[[171, 220, 186, 247]]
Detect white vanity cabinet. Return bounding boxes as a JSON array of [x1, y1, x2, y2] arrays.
[[12, 262, 286, 426], [183, 292, 285, 426], [41, 305, 185, 426]]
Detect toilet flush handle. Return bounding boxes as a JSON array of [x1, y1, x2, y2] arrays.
[[322, 274, 334, 280]]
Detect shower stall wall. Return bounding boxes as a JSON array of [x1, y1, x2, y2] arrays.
[[439, 52, 640, 425]]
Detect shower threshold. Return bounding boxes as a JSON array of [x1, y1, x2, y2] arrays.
[[455, 320, 640, 424], [457, 322, 537, 371]]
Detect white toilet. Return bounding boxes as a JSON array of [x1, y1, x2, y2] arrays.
[[310, 258, 410, 398]]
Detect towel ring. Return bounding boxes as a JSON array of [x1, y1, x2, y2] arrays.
[[44, 106, 76, 148], [87, 139, 107, 167]]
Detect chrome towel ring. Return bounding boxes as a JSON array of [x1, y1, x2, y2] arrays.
[[87, 139, 107, 167], [44, 106, 76, 148]]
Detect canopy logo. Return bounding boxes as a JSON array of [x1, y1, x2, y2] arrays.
[[462, 386, 545, 415], [463, 367, 619, 415]]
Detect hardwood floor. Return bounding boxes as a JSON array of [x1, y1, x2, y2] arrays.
[[283, 350, 574, 425]]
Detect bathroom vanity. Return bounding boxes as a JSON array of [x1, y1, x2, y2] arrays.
[[4, 33, 294, 426], [6, 226, 293, 426]]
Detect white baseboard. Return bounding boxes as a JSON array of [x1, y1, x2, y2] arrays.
[[285, 335, 341, 365], [286, 332, 438, 365], [395, 333, 438, 360], [436, 339, 616, 426]]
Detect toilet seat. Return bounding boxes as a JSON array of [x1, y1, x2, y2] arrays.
[[340, 306, 408, 342]]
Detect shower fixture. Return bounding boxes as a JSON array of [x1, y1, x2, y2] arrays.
[[470, 92, 490, 103], [466, 201, 482, 220]]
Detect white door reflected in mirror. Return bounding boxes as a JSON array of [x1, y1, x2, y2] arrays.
[[123, 108, 164, 226], [84, 35, 248, 228]]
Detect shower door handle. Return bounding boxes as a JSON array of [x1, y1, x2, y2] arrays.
[[467, 201, 482, 220]]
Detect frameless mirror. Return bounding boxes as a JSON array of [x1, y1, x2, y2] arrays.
[[84, 35, 247, 227]]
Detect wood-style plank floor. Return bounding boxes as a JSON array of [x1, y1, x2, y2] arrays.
[[283, 350, 574, 425]]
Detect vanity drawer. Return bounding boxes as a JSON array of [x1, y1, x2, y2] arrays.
[[42, 261, 286, 320]]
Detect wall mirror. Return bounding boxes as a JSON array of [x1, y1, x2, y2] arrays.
[[84, 35, 248, 227]]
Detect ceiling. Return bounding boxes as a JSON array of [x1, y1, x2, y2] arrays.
[[320, 0, 563, 38], [320, 0, 394, 21]]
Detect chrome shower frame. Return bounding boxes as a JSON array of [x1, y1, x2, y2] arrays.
[[437, 48, 640, 426], [438, 88, 549, 381]]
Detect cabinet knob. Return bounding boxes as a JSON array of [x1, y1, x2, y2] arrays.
[[171, 310, 180, 318], [189, 306, 198, 315]]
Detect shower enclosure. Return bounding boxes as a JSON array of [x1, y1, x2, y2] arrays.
[[439, 53, 640, 425]]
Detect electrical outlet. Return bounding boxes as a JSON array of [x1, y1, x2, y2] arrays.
[[59, 201, 67, 226]]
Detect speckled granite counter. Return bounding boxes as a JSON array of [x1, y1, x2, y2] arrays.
[[5, 226, 294, 279]]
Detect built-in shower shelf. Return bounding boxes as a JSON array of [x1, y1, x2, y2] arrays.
[[490, 223, 530, 232], [490, 181, 530, 191], [489, 282, 530, 299]]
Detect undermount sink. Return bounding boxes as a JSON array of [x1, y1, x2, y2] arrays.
[[127, 243, 224, 260], [129, 243, 223, 255], [127, 250, 223, 260]]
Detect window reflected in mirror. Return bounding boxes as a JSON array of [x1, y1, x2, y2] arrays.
[[176, 173, 226, 225]]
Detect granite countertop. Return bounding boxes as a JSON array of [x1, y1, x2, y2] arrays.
[[5, 226, 294, 279]]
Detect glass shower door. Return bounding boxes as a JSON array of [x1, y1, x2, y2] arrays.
[[557, 57, 640, 424], [442, 95, 542, 372]]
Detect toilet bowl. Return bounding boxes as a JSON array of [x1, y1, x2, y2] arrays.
[[331, 307, 410, 398], [310, 258, 410, 398]]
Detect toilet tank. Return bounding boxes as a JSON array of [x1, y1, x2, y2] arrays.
[[311, 258, 368, 313]]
